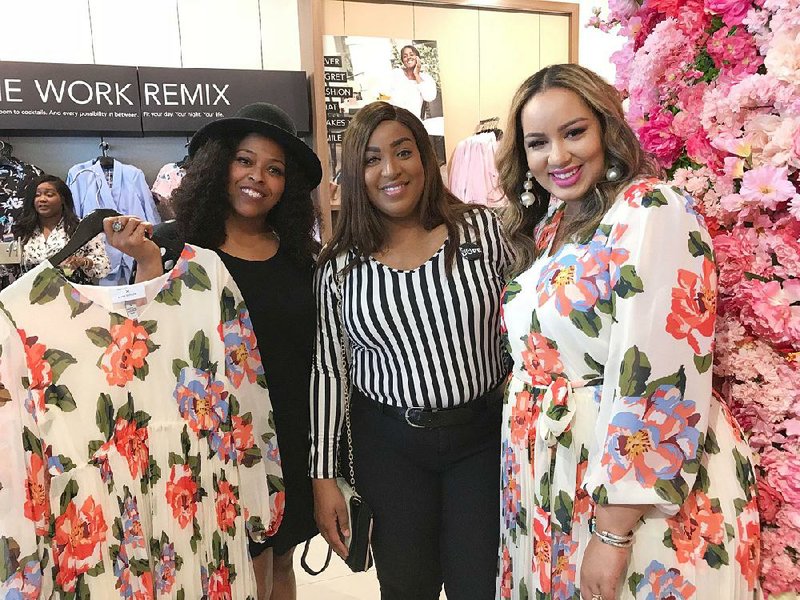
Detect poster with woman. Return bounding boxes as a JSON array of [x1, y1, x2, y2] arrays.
[[323, 35, 446, 202]]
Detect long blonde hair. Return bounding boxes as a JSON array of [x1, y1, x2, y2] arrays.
[[496, 64, 661, 277]]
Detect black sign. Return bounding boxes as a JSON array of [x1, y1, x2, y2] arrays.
[[324, 56, 343, 68], [326, 116, 351, 129], [325, 101, 340, 112], [324, 71, 348, 83], [138, 67, 310, 134], [325, 86, 353, 99], [327, 131, 343, 143], [0, 61, 141, 133]]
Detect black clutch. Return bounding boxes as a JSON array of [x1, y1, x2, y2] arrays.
[[338, 477, 374, 572]]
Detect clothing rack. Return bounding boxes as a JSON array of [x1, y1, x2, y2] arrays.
[[475, 117, 502, 140]]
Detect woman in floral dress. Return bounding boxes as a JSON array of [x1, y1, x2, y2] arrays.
[[495, 64, 760, 600]]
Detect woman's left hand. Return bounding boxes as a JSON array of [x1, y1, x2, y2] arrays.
[[61, 255, 90, 271], [579, 536, 631, 600]]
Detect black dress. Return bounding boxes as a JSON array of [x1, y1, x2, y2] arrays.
[[217, 247, 318, 556]]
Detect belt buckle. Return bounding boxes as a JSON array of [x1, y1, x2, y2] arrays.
[[404, 407, 426, 428]]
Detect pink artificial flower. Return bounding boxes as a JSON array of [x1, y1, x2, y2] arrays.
[[608, 0, 639, 21], [762, 449, 800, 506], [707, 26, 762, 76], [764, 30, 800, 87], [738, 279, 800, 348], [704, 0, 750, 26], [739, 165, 796, 210], [790, 196, 800, 221], [638, 108, 683, 167]]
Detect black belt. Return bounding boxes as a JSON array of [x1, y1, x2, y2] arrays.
[[355, 384, 504, 429]]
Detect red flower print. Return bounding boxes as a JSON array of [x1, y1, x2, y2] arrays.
[[499, 544, 513, 599], [622, 178, 659, 207], [666, 258, 717, 354], [509, 387, 539, 452], [535, 210, 563, 256], [101, 320, 152, 387], [24, 451, 50, 536], [667, 490, 725, 563], [19, 330, 52, 414], [207, 562, 233, 600], [215, 480, 239, 533], [572, 458, 592, 523], [114, 419, 149, 479], [735, 498, 760, 590], [521, 331, 563, 386], [532, 506, 552, 594], [166, 464, 198, 529], [232, 415, 255, 454], [53, 497, 108, 592], [267, 491, 286, 536]]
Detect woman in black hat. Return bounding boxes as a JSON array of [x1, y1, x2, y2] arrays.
[[131, 102, 322, 600]]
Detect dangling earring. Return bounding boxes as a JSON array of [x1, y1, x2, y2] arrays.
[[605, 163, 622, 182], [519, 171, 536, 208]]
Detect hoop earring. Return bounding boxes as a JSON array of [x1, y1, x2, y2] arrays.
[[519, 171, 536, 208]]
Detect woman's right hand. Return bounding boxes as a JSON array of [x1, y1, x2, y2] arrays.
[[312, 478, 350, 559], [103, 216, 164, 282]]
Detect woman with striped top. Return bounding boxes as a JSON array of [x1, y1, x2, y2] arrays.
[[310, 101, 512, 600]]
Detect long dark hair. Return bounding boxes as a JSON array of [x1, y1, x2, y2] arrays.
[[13, 175, 79, 244], [318, 101, 471, 270], [497, 64, 661, 277], [171, 132, 320, 267]]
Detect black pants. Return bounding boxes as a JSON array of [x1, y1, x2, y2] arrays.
[[350, 388, 501, 600]]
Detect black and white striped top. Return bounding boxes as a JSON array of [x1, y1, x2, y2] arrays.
[[309, 208, 513, 478]]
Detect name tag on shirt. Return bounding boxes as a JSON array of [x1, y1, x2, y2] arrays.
[[459, 242, 483, 261]]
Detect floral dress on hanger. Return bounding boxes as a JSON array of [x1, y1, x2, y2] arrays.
[[498, 180, 760, 600], [0, 245, 284, 599]]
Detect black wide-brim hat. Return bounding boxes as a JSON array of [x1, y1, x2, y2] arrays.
[[189, 102, 322, 188]]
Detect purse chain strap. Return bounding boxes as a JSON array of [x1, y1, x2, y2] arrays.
[[334, 260, 357, 491]]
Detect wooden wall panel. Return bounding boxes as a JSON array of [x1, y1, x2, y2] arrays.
[[413, 5, 479, 161], [341, 1, 413, 37], [478, 10, 540, 134], [539, 14, 570, 69]]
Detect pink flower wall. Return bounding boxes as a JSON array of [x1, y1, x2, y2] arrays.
[[591, 0, 800, 594]]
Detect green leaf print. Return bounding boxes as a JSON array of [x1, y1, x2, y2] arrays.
[[694, 352, 713, 374], [221, 287, 238, 322], [129, 558, 150, 576], [148, 457, 161, 487], [86, 561, 105, 576], [189, 330, 211, 370], [518, 579, 529, 600], [725, 522, 735, 541], [644, 366, 687, 398], [688, 230, 714, 261], [59, 479, 79, 513], [181, 426, 191, 457], [85, 327, 113, 348], [654, 476, 689, 505], [614, 265, 644, 299], [539, 473, 552, 511], [29, 269, 62, 305], [595, 296, 615, 316], [133, 362, 150, 382], [22, 427, 43, 456], [662, 528, 675, 550], [517, 505, 528, 536], [553, 490, 574, 534], [619, 346, 651, 397], [45, 384, 77, 412], [87, 439, 104, 457], [155, 279, 183, 306], [140, 319, 158, 336], [177, 590, 186, 600], [110, 313, 127, 328], [530, 311, 543, 334], [558, 429, 573, 449], [172, 359, 190, 379], [63, 286, 91, 318], [696, 464, 711, 494], [54, 455, 77, 472], [641, 189, 669, 208], [182, 262, 212, 291], [704, 428, 720, 454], [592, 484, 608, 505], [733, 448, 756, 501], [267, 474, 285, 493], [168, 452, 184, 467], [628, 572, 643, 596], [76, 575, 92, 599], [0, 537, 22, 581], [583, 353, 605, 378], [704, 542, 730, 568], [597, 223, 613, 237], [43, 349, 76, 384], [503, 280, 522, 305], [569, 308, 602, 338]]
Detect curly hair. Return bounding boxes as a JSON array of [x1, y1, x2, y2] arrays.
[[318, 101, 472, 271], [13, 175, 79, 245], [171, 132, 320, 267], [496, 63, 662, 277]]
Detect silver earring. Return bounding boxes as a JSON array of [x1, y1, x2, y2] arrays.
[[605, 164, 622, 182], [520, 171, 536, 208]]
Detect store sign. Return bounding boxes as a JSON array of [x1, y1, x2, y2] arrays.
[[138, 67, 310, 134], [0, 61, 311, 136], [0, 61, 141, 133]]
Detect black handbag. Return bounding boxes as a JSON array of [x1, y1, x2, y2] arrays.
[[302, 256, 374, 575]]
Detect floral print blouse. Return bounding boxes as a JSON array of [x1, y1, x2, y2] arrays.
[[21, 220, 111, 281], [0, 245, 284, 599]]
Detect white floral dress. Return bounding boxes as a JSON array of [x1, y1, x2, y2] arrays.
[[0, 245, 283, 599], [498, 180, 760, 600]]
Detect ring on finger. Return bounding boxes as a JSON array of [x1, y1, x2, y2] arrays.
[[111, 219, 124, 233], [591, 595, 603, 600]]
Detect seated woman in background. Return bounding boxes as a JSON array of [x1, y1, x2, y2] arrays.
[[13, 174, 110, 283]]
